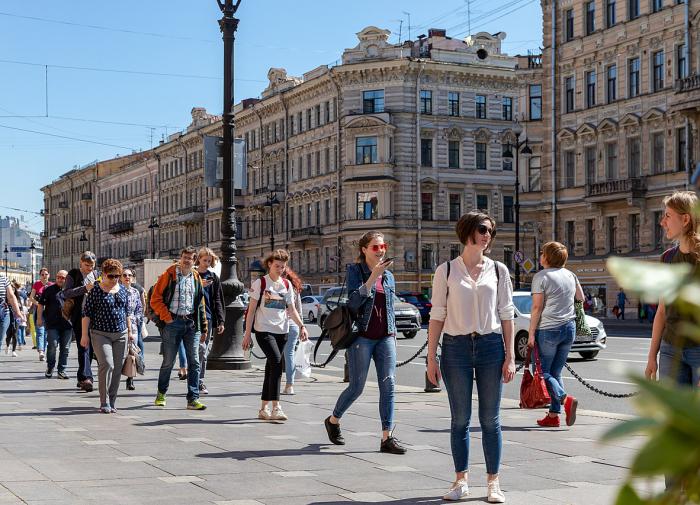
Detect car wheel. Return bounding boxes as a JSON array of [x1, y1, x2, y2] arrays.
[[403, 331, 417, 339], [579, 350, 599, 360], [308, 311, 316, 323], [515, 331, 529, 362]]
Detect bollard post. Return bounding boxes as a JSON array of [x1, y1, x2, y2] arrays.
[[424, 356, 441, 392], [343, 350, 349, 383]]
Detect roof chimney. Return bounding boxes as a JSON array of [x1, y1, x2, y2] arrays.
[[428, 28, 446, 38]]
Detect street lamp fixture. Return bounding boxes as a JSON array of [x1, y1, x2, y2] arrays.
[[79, 230, 88, 248], [263, 191, 281, 251], [30, 239, 36, 283], [148, 216, 160, 258], [3, 244, 8, 278]]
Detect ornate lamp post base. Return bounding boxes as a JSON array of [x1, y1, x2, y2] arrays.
[[207, 303, 250, 370]]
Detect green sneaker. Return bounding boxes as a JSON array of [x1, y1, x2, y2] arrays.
[[154, 392, 166, 407], [187, 399, 207, 411]]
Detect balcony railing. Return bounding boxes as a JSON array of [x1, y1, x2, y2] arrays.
[[585, 177, 647, 200], [81, 193, 93, 201], [129, 249, 148, 262], [253, 185, 285, 196], [676, 73, 700, 93], [58, 201, 69, 209], [177, 205, 205, 224], [108, 221, 134, 234], [80, 219, 93, 227], [527, 54, 542, 68], [290, 226, 322, 240]]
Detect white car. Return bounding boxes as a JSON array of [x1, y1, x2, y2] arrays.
[[301, 295, 323, 323], [512, 291, 607, 361]]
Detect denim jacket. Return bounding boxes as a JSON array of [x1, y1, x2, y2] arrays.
[[346, 262, 396, 336]]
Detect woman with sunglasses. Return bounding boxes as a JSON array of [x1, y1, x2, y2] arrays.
[[81, 259, 134, 413], [120, 269, 143, 391], [324, 231, 406, 455], [427, 211, 515, 503]]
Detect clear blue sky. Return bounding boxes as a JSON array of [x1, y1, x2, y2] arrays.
[[0, 0, 542, 232]]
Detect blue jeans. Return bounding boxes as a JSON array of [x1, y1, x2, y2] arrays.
[[659, 341, 700, 387], [34, 312, 47, 352], [283, 323, 300, 385], [46, 327, 72, 373], [17, 326, 26, 346], [178, 341, 187, 368], [440, 332, 505, 475], [332, 336, 396, 431], [0, 310, 9, 352], [157, 319, 200, 402], [536, 321, 575, 414]]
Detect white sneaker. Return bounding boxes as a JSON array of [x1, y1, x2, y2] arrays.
[[12, 351, 17, 357], [282, 384, 295, 395], [443, 479, 469, 501], [39, 352, 45, 361], [271, 407, 288, 421], [258, 408, 272, 420], [487, 478, 505, 503], [4, 348, 8, 355]]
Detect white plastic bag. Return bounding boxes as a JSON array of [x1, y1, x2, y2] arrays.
[[294, 340, 314, 379]]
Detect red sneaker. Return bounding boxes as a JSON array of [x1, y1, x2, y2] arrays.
[[564, 396, 578, 426], [537, 414, 560, 427]]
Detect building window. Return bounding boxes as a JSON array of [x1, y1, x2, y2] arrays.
[[476, 142, 487, 170], [652, 0, 662, 12], [608, 216, 617, 253], [629, 214, 640, 251], [503, 196, 514, 223], [448, 92, 460, 116], [450, 244, 460, 260], [357, 192, 378, 220], [421, 244, 434, 271], [529, 156, 542, 191], [566, 221, 575, 252], [586, 219, 595, 255], [421, 193, 433, 221], [654, 210, 663, 249], [652, 132, 664, 174], [629, 0, 640, 19], [476, 194, 489, 213], [565, 76, 575, 112], [476, 95, 487, 119], [420, 90, 432, 114], [362, 90, 384, 113], [502, 143, 513, 171], [586, 71, 596, 108], [628, 58, 640, 97], [628, 137, 641, 177], [565, 9, 575, 41], [564, 150, 576, 188], [449, 194, 461, 221], [421, 139, 433, 167], [586, 1, 596, 35], [529, 85, 542, 120], [307, 109, 312, 129], [502, 97, 513, 121], [356, 136, 378, 164], [653, 51, 665, 92], [677, 127, 687, 172], [585, 146, 596, 184], [448, 140, 460, 168], [606, 0, 616, 26], [677, 44, 687, 79], [606, 65, 617, 103], [606, 142, 618, 179]]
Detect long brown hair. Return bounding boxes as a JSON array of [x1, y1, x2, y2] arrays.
[[283, 266, 303, 292], [356, 231, 385, 263], [663, 191, 700, 262]]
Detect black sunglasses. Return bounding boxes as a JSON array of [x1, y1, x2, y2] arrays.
[[106, 274, 121, 280], [477, 224, 495, 237]]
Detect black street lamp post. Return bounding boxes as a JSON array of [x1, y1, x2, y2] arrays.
[[79, 230, 89, 250], [148, 217, 160, 258], [263, 192, 280, 251], [3, 244, 8, 278], [503, 119, 532, 291], [207, 0, 250, 370]]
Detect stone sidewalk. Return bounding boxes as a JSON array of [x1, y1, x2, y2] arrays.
[[0, 342, 657, 505]]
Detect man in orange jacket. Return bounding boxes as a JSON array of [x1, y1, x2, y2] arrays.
[[150, 246, 208, 410]]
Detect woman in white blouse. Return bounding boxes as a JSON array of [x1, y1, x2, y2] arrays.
[[427, 211, 515, 503]]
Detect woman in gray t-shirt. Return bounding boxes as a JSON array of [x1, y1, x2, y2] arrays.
[[527, 242, 584, 429]]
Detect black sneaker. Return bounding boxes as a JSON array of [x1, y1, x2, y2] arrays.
[[81, 380, 94, 393], [324, 416, 345, 445], [126, 378, 135, 391], [45, 369, 53, 378], [199, 382, 208, 394], [380, 436, 407, 455], [57, 371, 69, 380]]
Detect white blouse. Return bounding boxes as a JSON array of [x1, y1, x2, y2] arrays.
[[430, 257, 514, 336]]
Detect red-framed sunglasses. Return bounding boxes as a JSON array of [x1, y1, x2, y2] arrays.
[[369, 244, 388, 252]]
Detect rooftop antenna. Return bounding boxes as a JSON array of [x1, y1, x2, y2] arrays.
[[398, 19, 403, 44], [402, 11, 411, 41], [467, 0, 472, 37]]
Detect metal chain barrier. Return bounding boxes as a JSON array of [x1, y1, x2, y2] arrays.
[[396, 340, 429, 367], [563, 363, 638, 398]]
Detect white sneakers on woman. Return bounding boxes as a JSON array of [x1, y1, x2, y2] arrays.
[[258, 406, 288, 421], [487, 478, 506, 503], [443, 479, 469, 501]]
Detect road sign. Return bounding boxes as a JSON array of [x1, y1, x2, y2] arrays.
[[514, 250, 525, 265], [522, 258, 536, 273]]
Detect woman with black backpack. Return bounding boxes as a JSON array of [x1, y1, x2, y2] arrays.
[[323, 231, 406, 455]]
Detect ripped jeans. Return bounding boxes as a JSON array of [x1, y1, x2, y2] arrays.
[[332, 335, 396, 431]]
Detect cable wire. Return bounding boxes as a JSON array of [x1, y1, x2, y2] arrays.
[[0, 124, 134, 150]]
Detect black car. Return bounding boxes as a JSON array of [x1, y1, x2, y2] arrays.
[[398, 292, 432, 322]]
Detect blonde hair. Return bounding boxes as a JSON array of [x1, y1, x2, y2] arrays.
[[196, 247, 219, 267], [663, 191, 700, 262], [541, 241, 569, 268]]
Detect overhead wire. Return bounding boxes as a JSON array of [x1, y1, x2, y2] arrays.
[[0, 124, 135, 150]]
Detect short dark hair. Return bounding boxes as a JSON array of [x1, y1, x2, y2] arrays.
[[39, 267, 49, 275], [80, 251, 96, 264], [180, 246, 197, 258], [455, 211, 496, 250]]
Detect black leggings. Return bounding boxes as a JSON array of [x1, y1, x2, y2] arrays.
[[255, 331, 287, 401], [5, 323, 16, 352]]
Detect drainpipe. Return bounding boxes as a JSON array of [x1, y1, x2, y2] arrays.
[[684, 0, 691, 187], [550, 1, 557, 240], [280, 93, 290, 247], [416, 61, 425, 290], [329, 68, 343, 285], [253, 106, 265, 252]]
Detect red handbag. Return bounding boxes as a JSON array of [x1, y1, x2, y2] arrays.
[[519, 347, 551, 409]]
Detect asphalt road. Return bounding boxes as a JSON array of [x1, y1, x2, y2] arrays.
[[253, 321, 654, 417]]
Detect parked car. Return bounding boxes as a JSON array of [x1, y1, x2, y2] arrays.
[[301, 295, 323, 323], [512, 291, 607, 361], [397, 291, 432, 322], [318, 286, 422, 338]]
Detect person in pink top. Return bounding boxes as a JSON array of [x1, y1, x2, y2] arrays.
[[29, 268, 53, 361]]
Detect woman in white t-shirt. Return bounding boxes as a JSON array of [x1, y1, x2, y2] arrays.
[[527, 241, 585, 428], [243, 249, 308, 422]]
